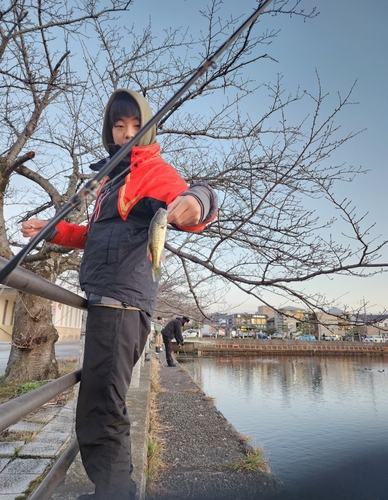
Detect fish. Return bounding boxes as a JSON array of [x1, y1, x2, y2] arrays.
[[147, 207, 168, 281]]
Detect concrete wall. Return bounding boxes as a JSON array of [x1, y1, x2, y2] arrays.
[[187, 338, 388, 356], [0, 286, 82, 342], [0, 287, 16, 342]]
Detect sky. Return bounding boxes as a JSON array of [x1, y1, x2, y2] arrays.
[[6, 0, 387, 315], [128, 0, 388, 313]]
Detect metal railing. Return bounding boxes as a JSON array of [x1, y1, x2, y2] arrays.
[[0, 256, 87, 499], [0, 256, 88, 309], [0, 369, 82, 432]]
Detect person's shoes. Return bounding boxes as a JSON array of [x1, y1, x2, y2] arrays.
[[167, 362, 177, 367]]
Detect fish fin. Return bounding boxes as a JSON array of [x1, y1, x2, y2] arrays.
[[147, 244, 153, 261], [153, 266, 162, 282]]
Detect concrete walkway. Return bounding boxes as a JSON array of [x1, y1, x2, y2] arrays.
[[51, 355, 152, 500], [0, 399, 75, 500], [147, 358, 284, 500], [0, 355, 151, 500]]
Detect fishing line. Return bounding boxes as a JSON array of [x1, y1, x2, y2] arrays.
[[0, 0, 273, 284], [182, 344, 189, 363]]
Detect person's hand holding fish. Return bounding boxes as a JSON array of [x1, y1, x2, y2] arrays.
[[147, 196, 201, 281], [166, 195, 201, 226]]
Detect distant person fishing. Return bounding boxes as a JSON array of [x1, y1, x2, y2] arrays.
[[162, 316, 190, 367]]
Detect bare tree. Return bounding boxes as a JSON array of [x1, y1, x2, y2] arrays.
[[0, 0, 134, 382], [1, 0, 386, 382]]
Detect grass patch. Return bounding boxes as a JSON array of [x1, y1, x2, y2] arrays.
[[150, 358, 164, 393], [203, 395, 215, 403], [225, 447, 271, 474], [0, 429, 35, 443], [238, 433, 250, 444], [147, 435, 164, 482], [0, 381, 18, 403], [146, 359, 166, 487], [58, 357, 77, 377], [0, 357, 78, 404], [16, 381, 48, 396]]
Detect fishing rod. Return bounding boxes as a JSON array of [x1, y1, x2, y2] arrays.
[[0, 0, 273, 284]]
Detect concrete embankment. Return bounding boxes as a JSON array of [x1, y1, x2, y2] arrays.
[[174, 338, 388, 357], [147, 359, 284, 500]]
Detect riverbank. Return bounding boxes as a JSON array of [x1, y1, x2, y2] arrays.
[[174, 338, 388, 356], [146, 359, 284, 500], [171, 353, 388, 500]]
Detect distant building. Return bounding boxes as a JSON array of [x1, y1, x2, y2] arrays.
[[257, 305, 275, 319], [351, 313, 388, 338], [0, 285, 83, 342], [274, 306, 314, 337], [0, 286, 16, 341], [226, 312, 267, 337], [315, 308, 350, 339], [52, 301, 84, 342], [209, 312, 229, 326]]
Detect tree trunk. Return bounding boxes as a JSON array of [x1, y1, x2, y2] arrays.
[[4, 291, 59, 383]]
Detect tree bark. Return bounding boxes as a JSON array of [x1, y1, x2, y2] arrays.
[[4, 291, 59, 383]]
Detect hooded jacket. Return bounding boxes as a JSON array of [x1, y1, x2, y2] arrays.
[[49, 89, 217, 315]]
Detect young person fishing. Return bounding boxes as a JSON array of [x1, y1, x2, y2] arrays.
[[21, 89, 217, 500]]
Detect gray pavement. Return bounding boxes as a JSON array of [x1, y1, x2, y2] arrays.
[[146, 358, 285, 500], [0, 353, 151, 500], [0, 398, 74, 499]]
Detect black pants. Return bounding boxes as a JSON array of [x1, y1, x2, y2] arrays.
[[76, 306, 150, 500], [162, 334, 174, 365]]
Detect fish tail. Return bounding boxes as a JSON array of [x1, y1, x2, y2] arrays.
[[152, 265, 162, 282]]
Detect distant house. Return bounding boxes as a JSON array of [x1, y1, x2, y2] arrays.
[[0, 286, 16, 342], [274, 306, 313, 337], [0, 285, 83, 342], [352, 313, 388, 338], [315, 308, 351, 339]]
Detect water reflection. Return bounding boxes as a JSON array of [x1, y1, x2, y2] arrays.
[[182, 355, 388, 498]]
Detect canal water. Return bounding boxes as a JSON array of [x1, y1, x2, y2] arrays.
[[182, 354, 388, 500]]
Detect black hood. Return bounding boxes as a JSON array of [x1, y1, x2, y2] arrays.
[[89, 144, 131, 180]]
